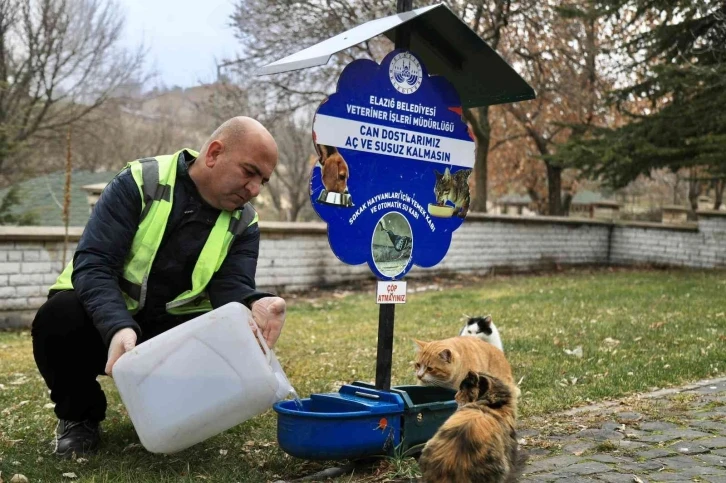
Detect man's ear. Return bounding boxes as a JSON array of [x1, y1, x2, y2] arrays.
[[205, 140, 224, 168]]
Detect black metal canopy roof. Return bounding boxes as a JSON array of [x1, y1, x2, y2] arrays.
[[256, 3, 536, 108]]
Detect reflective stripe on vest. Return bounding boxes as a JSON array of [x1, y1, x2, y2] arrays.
[[163, 206, 258, 315], [48, 149, 259, 316], [138, 157, 172, 222], [120, 153, 178, 312]]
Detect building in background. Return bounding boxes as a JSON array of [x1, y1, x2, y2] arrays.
[[0, 171, 116, 227]]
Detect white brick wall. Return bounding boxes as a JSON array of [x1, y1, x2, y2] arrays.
[[0, 212, 724, 328], [609, 212, 726, 269], [430, 218, 611, 274]]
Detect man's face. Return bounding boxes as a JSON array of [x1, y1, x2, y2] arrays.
[[206, 139, 277, 211]]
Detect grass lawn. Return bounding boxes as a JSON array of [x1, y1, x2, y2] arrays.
[[1, 268, 725, 482]]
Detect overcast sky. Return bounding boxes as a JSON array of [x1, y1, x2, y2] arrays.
[[118, 0, 241, 89]]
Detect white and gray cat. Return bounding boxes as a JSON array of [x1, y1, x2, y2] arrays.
[[459, 315, 504, 352]]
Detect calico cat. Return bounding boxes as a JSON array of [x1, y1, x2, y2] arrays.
[[460, 315, 504, 352], [413, 336, 519, 398], [419, 371, 527, 483], [433, 167, 471, 217], [317, 144, 349, 194]]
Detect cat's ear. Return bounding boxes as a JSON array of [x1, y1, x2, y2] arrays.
[[443, 167, 451, 178], [478, 374, 491, 394], [413, 339, 427, 352], [477, 316, 492, 332], [459, 371, 479, 390], [438, 349, 452, 363], [434, 170, 443, 180]]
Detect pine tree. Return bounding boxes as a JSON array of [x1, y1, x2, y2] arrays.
[[553, 1, 726, 193]]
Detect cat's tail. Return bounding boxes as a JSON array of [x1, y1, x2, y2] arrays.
[[505, 446, 529, 483]]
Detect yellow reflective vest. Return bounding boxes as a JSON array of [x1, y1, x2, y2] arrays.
[[50, 149, 259, 316]]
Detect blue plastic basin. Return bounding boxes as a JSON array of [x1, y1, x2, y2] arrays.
[[274, 385, 404, 460]]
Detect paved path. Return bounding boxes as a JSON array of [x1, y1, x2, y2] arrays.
[[519, 377, 726, 482]]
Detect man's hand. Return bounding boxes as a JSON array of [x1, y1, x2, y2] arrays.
[[250, 296, 286, 349], [105, 328, 137, 376]]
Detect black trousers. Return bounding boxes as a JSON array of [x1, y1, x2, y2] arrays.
[[31, 290, 110, 422], [31, 291, 193, 422], [32, 291, 197, 422]]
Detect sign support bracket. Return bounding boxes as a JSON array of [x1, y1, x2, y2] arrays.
[[374, 0, 412, 392]]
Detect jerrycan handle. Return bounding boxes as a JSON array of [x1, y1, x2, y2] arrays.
[[251, 323, 273, 365]]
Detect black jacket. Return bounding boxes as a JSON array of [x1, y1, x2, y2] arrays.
[[67, 150, 273, 346]]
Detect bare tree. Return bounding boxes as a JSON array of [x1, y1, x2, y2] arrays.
[[0, 0, 145, 178], [713, 178, 725, 211], [452, 0, 538, 212], [192, 66, 320, 221], [267, 120, 317, 221], [483, 0, 619, 215], [229, 0, 393, 120], [73, 98, 205, 170], [14, 94, 200, 176]]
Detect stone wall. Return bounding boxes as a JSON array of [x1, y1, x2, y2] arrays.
[[1, 212, 724, 328], [424, 215, 612, 274], [610, 212, 726, 268], [0, 227, 80, 328], [254, 222, 371, 291]]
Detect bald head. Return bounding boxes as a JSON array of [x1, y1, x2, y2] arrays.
[[190, 116, 279, 211], [202, 116, 277, 158]]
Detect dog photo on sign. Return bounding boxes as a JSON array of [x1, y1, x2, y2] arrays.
[[315, 144, 354, 207]]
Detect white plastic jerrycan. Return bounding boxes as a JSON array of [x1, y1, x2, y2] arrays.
[[112, 302, 293, 454]]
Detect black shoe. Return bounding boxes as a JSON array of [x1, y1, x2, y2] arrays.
[[54, 419, 100, 457]]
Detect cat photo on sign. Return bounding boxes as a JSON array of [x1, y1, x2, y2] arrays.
[[314, 144, 354, 207], [429, 166, 472, 218], [371, 212, 413, 278]]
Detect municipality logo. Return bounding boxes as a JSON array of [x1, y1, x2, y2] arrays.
[[389, 52, 422, 95]]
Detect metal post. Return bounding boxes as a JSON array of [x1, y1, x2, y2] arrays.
[[374, 0, 413, 392], [375, 303, 395, 390], [396, 0, 413, 50]]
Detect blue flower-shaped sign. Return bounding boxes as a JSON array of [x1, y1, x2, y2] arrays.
[[310, 49, 475, 280]]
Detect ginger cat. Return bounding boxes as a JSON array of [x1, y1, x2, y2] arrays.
[[419, 371, 526, 483], [413, 336, 519, 399]]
